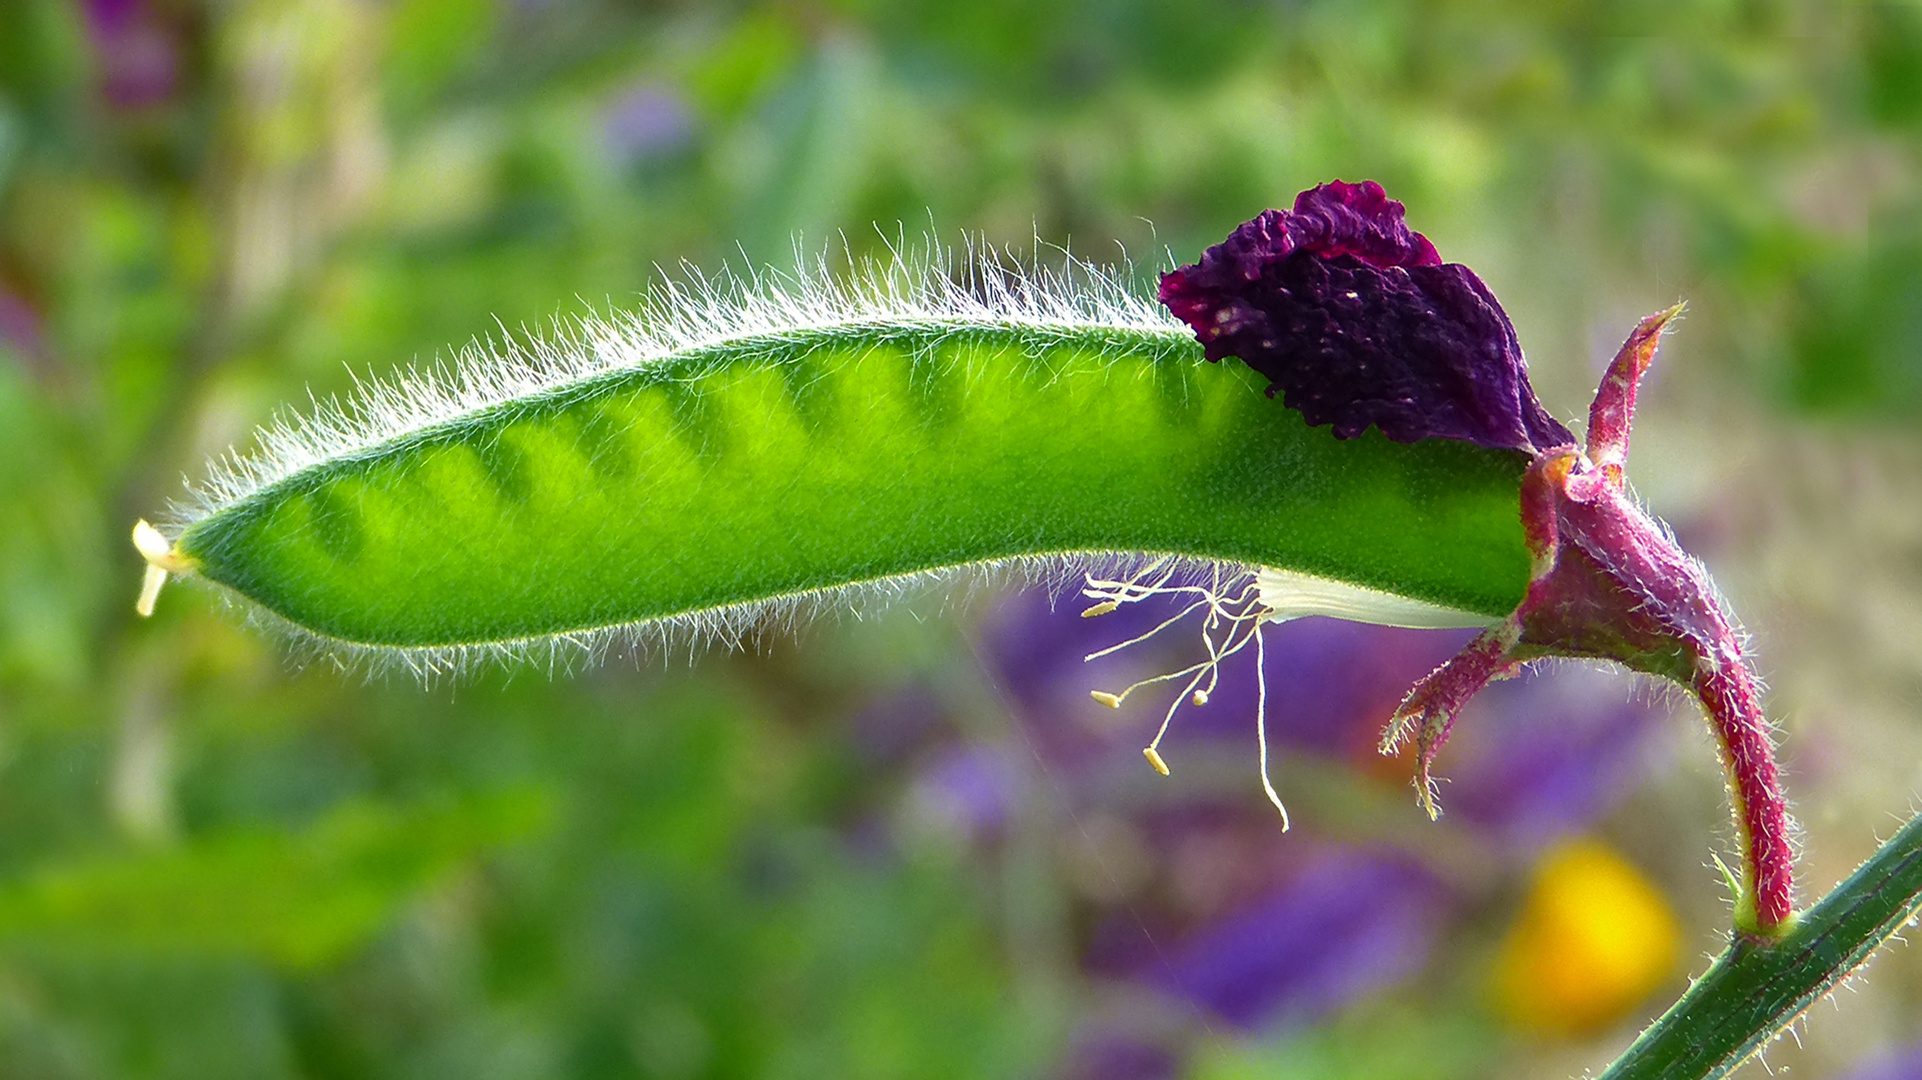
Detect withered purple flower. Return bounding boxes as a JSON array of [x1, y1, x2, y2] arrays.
[[1154, 181, 1796, 935], [1158, 181, 1571, 453]]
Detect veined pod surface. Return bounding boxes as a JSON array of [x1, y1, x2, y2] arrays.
[[145, 261, 1533, 665]]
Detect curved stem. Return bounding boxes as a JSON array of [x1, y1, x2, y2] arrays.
[[1694, 654, 1795, 933], [1600, 809, 1922, 1080]]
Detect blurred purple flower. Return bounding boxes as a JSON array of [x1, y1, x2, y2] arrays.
[[601, 83, 695, 167], [1441, 665, 1665, 848], [1839, 1041, 1922, 1080], [1078, 805, 1283, 977], [0, 286, 47, 367], [980, 582, 1476, 767], [1055, 1031, 1178, 1080], [849, 681, 948, 767], [1150, 848, 1444, 1030], [85, 0, 179, 110], [908, 744, 1015, 840]]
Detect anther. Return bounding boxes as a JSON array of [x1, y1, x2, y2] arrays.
[[1143, 747, 1170, 776], [1090, 690, 1123, 708], [1080, 600, 1119, 618]]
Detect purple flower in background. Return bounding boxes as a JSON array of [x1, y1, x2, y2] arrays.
[[974, 584, 1668, 1047], [1442, 665, 1665, 848], [1158, 180, 1572, 453], [1839, 1040, 1922, 1080], [602, 83, 696, 167], [849, 681, 949, 767], [908, 744, 1016, 840], [1152, 849, 1444, 1030], [1170, 616, 1472, 759], [1055, 1032, 1179, 1080], [84, 0, 180, 110], [0, 285, 48, 370]]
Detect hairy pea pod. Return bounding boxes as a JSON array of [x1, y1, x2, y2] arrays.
[[136, 253, 1533, 675]]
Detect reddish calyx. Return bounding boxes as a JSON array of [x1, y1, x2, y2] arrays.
[[1385, 306, 1794, 936]]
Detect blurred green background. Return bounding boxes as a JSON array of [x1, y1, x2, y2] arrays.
[[5, 0, 1922, 1076]]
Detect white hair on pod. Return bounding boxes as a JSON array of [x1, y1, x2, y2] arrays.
[[144, 236, 1490, 689], [165, 235, 1184, 531]]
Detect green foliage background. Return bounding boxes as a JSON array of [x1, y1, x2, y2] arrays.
[[4, 1, 1922, 1076]]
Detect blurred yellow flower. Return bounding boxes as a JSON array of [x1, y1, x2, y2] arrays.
[[1492, 838, 1681, 1037]]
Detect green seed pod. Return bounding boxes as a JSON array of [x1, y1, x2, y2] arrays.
[[135, 251, 1531, 677]]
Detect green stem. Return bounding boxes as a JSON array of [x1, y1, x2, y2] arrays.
[[1600, 810, 1922, 1080]]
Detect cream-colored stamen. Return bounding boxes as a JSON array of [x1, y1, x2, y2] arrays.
[[1082, 562, 1275, 795], [131, 520, 197, 617], [1086, 562, 1493, 825], [1254, 629, 1288, 830]]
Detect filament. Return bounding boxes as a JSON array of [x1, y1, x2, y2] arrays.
[[1255, 628, 1288, 829], [1082, 561, 1280, 821]]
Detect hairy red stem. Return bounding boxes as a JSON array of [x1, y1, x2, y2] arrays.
[[1387, 307, 1796, 934]]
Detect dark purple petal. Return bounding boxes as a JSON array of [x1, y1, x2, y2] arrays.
[[1159, 180, 1573, 453], [1194, 181, 1442, 274]]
